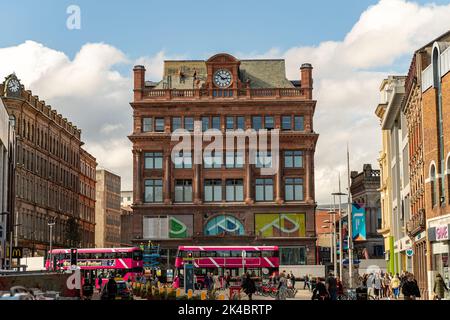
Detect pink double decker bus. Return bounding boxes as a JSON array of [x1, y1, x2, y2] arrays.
[[45, 247, 143, 282], [175, 246, 279, 287]]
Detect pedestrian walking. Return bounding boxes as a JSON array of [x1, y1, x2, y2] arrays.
[[276, 271, 288, 300], [224, 271, 231, 289], [373, 273, 382, 299], [325, 272, 338, 301], [97, 273, 103, 293], [213, 273, 221, 291], [383, 273, 391, 298], [336, 276, 344, 297], [367, 273, 375, 298], [241, 273, 256, 300], [391, 274, 401, 299], [402, 273, 421, 300], [433, 273, 448, 300], [290, 271, 296, 288], [106, 275, 117, 300], [303, 274, 309, 290]]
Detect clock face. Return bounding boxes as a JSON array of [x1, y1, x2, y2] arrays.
[[213, 69, 232, 88], [8, 79, 20, 93]]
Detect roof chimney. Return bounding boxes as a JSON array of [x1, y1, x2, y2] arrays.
[[300, 63, 313, 99], [133, 65, 146, 101]]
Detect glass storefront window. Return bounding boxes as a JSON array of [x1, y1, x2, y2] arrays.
[[279, 246, 306, 265]]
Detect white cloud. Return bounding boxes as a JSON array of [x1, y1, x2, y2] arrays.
[[273, 0, 450, 203], [0, 0, 449, 202]]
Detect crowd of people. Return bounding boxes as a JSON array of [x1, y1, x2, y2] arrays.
[[304, 271, 435, 300]]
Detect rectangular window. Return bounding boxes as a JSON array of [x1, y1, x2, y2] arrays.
[[144, 152, 163, 169], [265, 116, 274, 130], [281, 116, 292, 130], [225, 151, 244, 168], [174, 151, 192, 169], [255, 152, 272, 168], [204, 179, 222, 202], [172, 117, 182, 131], [294, 116, 304, 131], [202, 117, 210, 132], [226, 116, 235, 131], [184, 117, 194, 132], [237, 116, 245, 130], [255, 178, 273, 201], [252, 116, 262, 131], [204, 151, 222, 168], [285, 178, 304, 201], [226, 179, 244, 202], [175, 180, 193, 203], [144, 179, 163, 203], [284, 151, 303, 168], [212, 116, 221, 130], [155, 118, 165, 132], [142, 117, 153, 132]]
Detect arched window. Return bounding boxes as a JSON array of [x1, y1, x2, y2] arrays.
[[204, 215, 245, 236], [430, 164, 437, 208]]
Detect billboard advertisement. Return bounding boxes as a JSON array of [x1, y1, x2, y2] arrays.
[[255, 213, 306, 237], [352, 203, 367, 241]]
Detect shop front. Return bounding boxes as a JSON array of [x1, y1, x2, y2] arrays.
[[407, 209, 427, 298], [427, 214, 450, 299]]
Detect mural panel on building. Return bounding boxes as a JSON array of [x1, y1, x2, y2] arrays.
[[255, 213, 306, 237]]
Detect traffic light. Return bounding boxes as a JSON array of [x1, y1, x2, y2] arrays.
[[70, 248, 78, 266]]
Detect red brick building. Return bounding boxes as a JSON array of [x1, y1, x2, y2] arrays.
[[1, 74, 97, 256], [420, 32, 450, 298], [128, 53, 318, 270]]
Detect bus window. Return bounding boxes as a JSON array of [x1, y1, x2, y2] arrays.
[[246, 251, 261, 257], [95, 253, 104, 259], [133, 250, 143, 261], [200, 251, 215, 257], [262, 250, 275, 257], [216, 251, 230, 257], [230, 251, 242, 257]]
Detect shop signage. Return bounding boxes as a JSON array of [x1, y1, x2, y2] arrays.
[[406, 249, 414, 257], [436, 225, 449, 241]]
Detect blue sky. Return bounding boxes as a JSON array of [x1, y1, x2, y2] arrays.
[[1, 0, 449, 200], [1, 0, 445, 63]]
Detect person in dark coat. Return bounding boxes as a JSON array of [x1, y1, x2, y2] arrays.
[[312, 279, 329, 300], [106, 276, 117, 300], [241, 273, 256, 300], [402, 274, 421, 300]]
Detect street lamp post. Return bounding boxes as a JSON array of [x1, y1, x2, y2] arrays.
[[332, 175, 346, 280], [48, 219, 55, 271], [328, 195, 338, 275]]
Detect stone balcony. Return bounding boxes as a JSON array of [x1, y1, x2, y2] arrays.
[[140, 87, 308, 101]]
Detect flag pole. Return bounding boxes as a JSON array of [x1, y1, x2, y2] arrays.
[[347, 143, 353, 289]]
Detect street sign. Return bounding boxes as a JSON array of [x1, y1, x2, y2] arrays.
[[406, 249, 414, 257], [7, 247, 23, 259]]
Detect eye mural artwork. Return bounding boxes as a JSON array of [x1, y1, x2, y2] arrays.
[[204, 215, 245, 236], [255, 214, 306, 238]]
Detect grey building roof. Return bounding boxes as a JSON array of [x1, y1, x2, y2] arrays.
[[152, 59, 295, 89]]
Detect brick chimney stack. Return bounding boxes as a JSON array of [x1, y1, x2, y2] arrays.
[[133, 65, 146, 101], [300, 63, 313, 99]]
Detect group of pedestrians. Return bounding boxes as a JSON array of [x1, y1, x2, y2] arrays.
[[310, 272, 344, 300], [360, 271, 422, 300]]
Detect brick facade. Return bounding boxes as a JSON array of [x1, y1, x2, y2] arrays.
[[128, 53, 319, 268]]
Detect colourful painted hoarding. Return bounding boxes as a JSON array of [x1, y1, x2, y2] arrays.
[[352, 203, 366, 241], [255, 213, 306, 237]]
